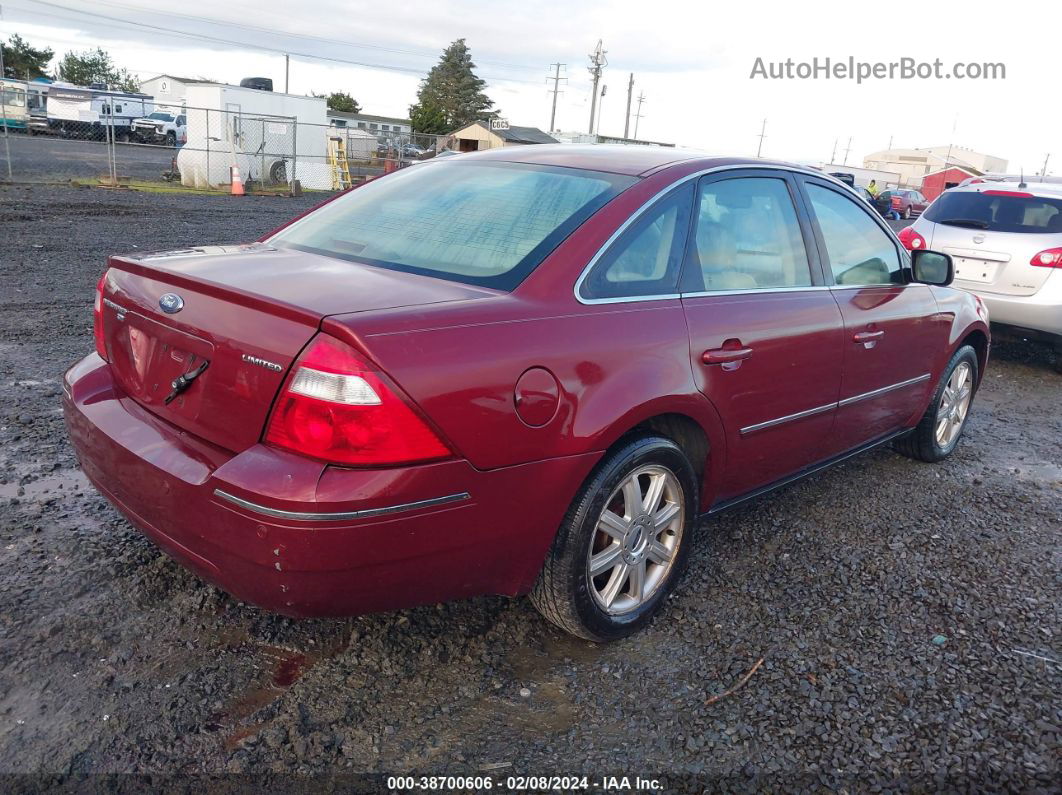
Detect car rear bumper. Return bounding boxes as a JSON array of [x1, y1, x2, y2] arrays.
[[965, 273, 1062, 338], [63, 353, 597, 617]]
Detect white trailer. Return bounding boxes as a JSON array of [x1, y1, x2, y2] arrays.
[[46, 83, 153, 139], [177, 83, 329, 189]]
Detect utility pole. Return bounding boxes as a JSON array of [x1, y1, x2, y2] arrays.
[[887, 134, 893, 150], [830, 138, 838, 164], [596, 85, 607, 135], [546, 63, 567, 132], [284, 54, 290, 93], [756, 118, 767, 158], [0, 40, 10, 181], [623, 72, 634, 138], [587, 39, 607, 135], [633, 92, 645, 139], [1041, 153, 1051, 177], [842, 136, 853, 165]]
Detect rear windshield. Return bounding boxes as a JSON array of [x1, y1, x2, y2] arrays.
[[923, 190, 1062, 233], [271, 161, 636, 289]]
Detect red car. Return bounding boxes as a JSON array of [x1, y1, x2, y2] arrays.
[[64, 147, 989, 641], [888, 188, 930, 220]]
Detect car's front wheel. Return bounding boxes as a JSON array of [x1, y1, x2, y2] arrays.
[[530, 435, 697, 641], [894, 345, 978, 462]]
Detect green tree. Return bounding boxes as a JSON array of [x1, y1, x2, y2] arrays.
[[408, 39, 495, 134], [1, 34, 54, 80], [325, 91, 361, 114], [56, 48, 140, 92], [409, 99, 446, 136]]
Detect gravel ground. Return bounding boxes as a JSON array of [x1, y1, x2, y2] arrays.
[[0, 184, 1059, 790]]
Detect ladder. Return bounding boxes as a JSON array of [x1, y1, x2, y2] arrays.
[[328, 135, 353, 191]]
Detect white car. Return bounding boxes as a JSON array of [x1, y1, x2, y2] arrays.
[[901, 181, 1062, 371]]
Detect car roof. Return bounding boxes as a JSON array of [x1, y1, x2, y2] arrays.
[[448, 144, 829, 178], [946, 182, 1062, 200]]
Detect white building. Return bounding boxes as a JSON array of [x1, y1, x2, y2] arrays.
[[138, 75, 202, 111], [863, 146, 1008, 188], [326, 110, 411, 136]]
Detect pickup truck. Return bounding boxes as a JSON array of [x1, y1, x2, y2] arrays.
[[131, 111, 187, 146]]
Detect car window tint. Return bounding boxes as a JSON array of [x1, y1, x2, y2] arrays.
[[807, 184, 903, 286], [686, 177, 812, 291], [272, 161, 635, 290], [580, 182, 692, 300], [922, 190, 1062, 233]]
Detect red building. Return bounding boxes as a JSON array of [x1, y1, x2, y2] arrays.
[[921, 166, 980, 201]]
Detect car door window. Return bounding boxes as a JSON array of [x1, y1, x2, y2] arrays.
[[806, 184, 903, 286], [684, 177, 812, 291], [579, 182, 693, 300]]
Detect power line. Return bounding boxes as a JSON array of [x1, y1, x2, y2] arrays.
[[9, 0, 545, 85], [63, 0, 542, 73]]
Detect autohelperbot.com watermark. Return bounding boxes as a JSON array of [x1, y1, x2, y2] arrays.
[[750, 56, 1006, 83]]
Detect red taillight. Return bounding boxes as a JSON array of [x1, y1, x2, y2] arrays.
[[898, 226, 925, 251], [984, 189, 1034, 198], [1030, 247, 1062, 268], [264, 334, 450, 467], [93, 271, 108, 361], [891, 197, 902, 208]]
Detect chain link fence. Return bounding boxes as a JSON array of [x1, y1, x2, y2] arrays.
[[0, 98, 445, 195]]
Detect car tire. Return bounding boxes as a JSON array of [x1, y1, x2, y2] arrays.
[[894, 345, 978, 463], [166, 131, 176, 147], [903, 206, 912, 220], [529, 435, 698, 642]]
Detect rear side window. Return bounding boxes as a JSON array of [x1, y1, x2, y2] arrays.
[[806, 183, 902, 286], [923, 190, 1062, 233], [272, 161, 635, 290], [579, 183, 693, 300], [684, 177, 812, 291]]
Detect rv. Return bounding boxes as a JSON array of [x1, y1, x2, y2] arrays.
[[46, 84, 153, 139], [26, 80, 50, 133], [0, 78, 29, 131]]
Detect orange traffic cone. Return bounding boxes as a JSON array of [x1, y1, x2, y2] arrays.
[[230, 165, 245, 196]]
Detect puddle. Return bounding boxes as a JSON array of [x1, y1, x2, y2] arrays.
[[0, 469, 89, 500], [993, 458, 1062, 488]]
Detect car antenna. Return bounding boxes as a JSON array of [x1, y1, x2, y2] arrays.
[[1019, 169, 1027, 189]]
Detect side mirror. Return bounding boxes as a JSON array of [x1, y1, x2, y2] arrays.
[[911, 249, 953, 286]]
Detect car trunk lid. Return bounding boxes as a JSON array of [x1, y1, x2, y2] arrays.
[[99, 243, 494, 452], [929, 226, 1058, 296]]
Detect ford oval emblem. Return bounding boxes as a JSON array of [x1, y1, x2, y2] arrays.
[[159, 293, 184, 313]]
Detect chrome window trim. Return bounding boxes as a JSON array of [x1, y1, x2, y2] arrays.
[[738, 373, 931, 436], [574, 163, 850, 306], [213, 489, 471, 522], [682, 285, 832, 299]]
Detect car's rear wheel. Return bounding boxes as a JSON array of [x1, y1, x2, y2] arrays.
[[894, 345, 978, 462], [530, 435, 697, 641], [903, 206, 912, 219]]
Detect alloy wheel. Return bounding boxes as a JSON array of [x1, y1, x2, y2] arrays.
[[935, 361, 973, 447], [587, 464, 685, 615]]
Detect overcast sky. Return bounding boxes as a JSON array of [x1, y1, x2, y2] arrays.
[[1, 0, 1055, 173]]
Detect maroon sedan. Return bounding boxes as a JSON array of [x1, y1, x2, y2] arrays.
[[64, 146, 989, 641]]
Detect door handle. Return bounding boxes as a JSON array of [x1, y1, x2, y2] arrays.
[[702, 345, 753, 365], [853, 330, 885, 343]]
